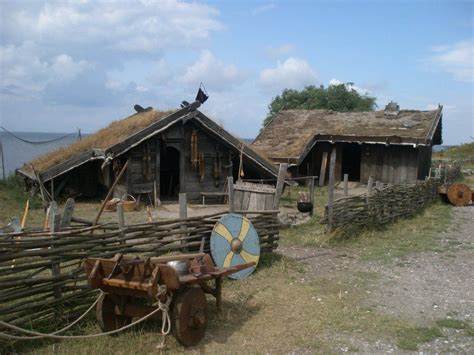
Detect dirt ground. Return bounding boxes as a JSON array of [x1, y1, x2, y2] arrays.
[[279, 205, 474, 353]]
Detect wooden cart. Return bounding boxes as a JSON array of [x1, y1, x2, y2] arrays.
[[83, 253, 254, 346]]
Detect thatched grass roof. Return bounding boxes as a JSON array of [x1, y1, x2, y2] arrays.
[[23, 109, 175, 173], [252, 108, 443, 161], [18, 105, 278, 182]]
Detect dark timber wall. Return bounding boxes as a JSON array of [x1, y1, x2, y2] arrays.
[[298, 142, 433, 185], [112, 121, 268, 202]]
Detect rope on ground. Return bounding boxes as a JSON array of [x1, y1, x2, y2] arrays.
[[155, 284, 173, 350], [0, 126, 76, 145], [0, 287, 172, 341]]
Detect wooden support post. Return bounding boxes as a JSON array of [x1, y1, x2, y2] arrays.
[[92, 160, 128, 228], [327, 147, 337, 232], [343, 173, 349, 197], [366, 176, 374, 204], [50, 213, 62, 312], [116, 202, 125, 245], [319, 152, 328, 186], [309, 176, 315, 216], [179, 193, 188, 250], [60, 198, 75, 228], [273, 163, 287, 210], [227, 176, 235, 213]]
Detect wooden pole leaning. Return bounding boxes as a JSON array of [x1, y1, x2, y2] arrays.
[[92, 160, 129, 228]]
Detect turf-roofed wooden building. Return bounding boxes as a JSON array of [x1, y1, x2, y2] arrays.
[[17, 102, 278, 201], [252, 103, 443, 184]]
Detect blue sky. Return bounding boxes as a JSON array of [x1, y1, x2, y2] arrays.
[[0, 0, 472, 144]]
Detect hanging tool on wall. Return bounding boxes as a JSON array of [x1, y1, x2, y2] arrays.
[[191, 130, 198, 168], [198, 153, 205, 181], [238, 143, 245, 180]]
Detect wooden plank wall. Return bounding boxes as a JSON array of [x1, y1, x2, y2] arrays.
[[360, 144, 420, 184], [233, 182, 276, 211]]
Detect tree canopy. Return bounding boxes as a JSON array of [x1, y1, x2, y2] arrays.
[[262, 83, 377, 128]]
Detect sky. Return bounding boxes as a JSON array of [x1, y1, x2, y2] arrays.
[[0, 0, 472, 145]]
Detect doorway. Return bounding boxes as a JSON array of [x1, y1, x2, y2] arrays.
[[160, 146, 180, 199], [341, 144, 361, 181]]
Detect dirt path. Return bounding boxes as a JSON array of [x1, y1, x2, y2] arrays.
[[279, 206, 474, 353]]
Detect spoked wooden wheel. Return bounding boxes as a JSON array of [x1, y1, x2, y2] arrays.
[[172, 287, 208, 347], [96, 293, 132, 332]]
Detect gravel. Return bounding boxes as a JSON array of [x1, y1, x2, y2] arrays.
[[279, 206, 474, 353]]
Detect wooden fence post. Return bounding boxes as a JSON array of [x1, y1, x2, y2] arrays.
[[343, 174, 348, 197], [366, 176, 374, 205], [273, 163, 287, 210], [117, 202, 125, 245], [179, 193, 188, 250], [50, 213, 62, 319], [227, 177, 235, 213], [309, 176, 315, 216], [327, 147, 337, 232], [319, 152, 328, 186]]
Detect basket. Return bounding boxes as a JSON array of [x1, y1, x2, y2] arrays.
[[121, 194, 137, 212], [104, 198, 120, 212]]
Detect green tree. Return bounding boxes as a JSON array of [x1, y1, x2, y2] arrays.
[[262, 83, 377, 128]]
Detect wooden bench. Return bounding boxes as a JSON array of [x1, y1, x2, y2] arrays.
[[200, 192, 228, 205]]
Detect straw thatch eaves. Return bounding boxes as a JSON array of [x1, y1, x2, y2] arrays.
[[252, 106, 443, 165], [18, 103, 278, 182]]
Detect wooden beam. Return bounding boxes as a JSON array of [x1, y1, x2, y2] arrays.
[[272, 163, 287, 210], [319, 152, 328, 187], [92, 160, 129, 228], [227, 176, 235, 213], [343, 174, 349, 197], [327, 146, 337, 232]]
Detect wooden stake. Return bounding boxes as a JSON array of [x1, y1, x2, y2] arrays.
[[228, 176, 235, 213], [92, 160, 129, 228], [327, 147, 337, 232], [343, 174, 349, 197], [21, 200, 29, 229]]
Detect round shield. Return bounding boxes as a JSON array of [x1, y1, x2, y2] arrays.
[[210, 213, 260, 280]]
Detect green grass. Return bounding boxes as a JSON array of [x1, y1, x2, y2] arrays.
[[436, 318, 474, 337], [0, 175, 43, 225], [396, 326, 443, 350], [280, 201, 453, 262]]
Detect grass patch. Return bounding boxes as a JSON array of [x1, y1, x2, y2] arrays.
[[396, 326, 442, 350], [0, 175, 42, 225], [280, 201, 453, 262], [436, 318, 466, 329], [436, 318, 474, 337]]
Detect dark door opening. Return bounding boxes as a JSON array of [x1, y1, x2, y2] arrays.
[[341, 144, 361, 181], [160, 146, 180, 200]]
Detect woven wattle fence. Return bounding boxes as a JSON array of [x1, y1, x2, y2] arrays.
[[323, 165, 462, 232], [0, 211, 279, 335]]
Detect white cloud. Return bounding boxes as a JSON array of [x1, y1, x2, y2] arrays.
[[1, 0, 222, 106], [264, 44, 295, 60], [259, 57, 318, 94], [329, 79, 369, 95], [250, 3, 276, 16], [8, 1, 221, 54], [0, 42, 90, 97], [429, 40, 473, 82], [179, 50, 245, 91]]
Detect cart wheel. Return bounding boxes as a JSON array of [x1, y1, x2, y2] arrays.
[[96, 293, 132, 332], [172, 287, 208, 347]]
